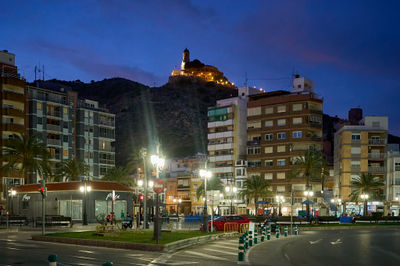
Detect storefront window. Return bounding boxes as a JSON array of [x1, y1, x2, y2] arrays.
[[95, 200, 127, 218], [59, 200, 82, 219]]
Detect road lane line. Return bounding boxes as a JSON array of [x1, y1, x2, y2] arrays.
[[309, 239, 322, 244], [203, 248, 237, 256], [184, 251, 230, 261], [74, 256, 97, 261], [330, 239, 342, 245], [208, 244, 237, 250], [79, 250, 95, 254], [6, 247, 20, 250]]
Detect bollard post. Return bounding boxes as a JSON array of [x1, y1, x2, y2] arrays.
[[48, 254, 57, 266], [261, 224, 265, 242], [245, 232, 248, 249], [102, 263, 113, 266], [294, 225, 298, 236], [254, 229, 258, 244], [276, 226, 280, 239], [267, 225, 271, 240], [238, 237, 245, 261], [284, 226, 288, 237], [249, 231, 253, 247]]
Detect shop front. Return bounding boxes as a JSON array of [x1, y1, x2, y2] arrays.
[[11, 181, 133, 223]]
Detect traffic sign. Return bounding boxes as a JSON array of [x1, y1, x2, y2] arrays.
[[153, 179, 164, 194]]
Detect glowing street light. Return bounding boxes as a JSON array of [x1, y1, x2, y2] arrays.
[[200, 169, 212, 232], [276, 195, 285, 216], [80, 182, 91, 225]]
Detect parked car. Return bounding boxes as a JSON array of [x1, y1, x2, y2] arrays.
[[203, 215, 251, 231]]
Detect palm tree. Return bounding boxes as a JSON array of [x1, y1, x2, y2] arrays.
[[103, 167, 134, 186], [56, 159, 90, 182], [290, 149, 324, 218], [241, 175, 271, 215], [1, 133, 50, 183], [196, 176, 224, 199], [350, 173, 384, 216]]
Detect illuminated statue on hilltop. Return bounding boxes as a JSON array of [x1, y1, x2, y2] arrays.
[[170, 48, 234, 87]]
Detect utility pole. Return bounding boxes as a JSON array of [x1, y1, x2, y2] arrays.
[[141, 148, 148, 229], [39, 180, 47, 235]]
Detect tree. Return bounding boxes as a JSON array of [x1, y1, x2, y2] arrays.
[[196, 176, 224, 199], [103, 167, 134, 187], [56, 159, 90, 182], [290, 149, 324, 218], [350, 173, 384, 216], [241, 175, 271, 215], [1, 133, 50, 183]]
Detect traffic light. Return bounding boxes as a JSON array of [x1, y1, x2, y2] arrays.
[[139, 194, 144, 201], [38, 180, 47, 198]]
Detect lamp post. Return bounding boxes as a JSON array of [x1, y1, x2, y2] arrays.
[[151, 154, 165, 244], [360, 194, 369, 216], [80, 181, 91, 225], [137, 179, 144, 228], [276, 195, 285, 216], [200, 169, 211, 232], [8, 189, 16, 215], [140, 148, 149, 229], [304, 190, 314, 220], [225, 185, 237, 215]]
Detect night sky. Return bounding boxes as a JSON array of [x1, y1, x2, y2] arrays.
[[1, 0, 399, 134]]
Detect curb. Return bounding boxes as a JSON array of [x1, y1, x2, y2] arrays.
[[32, 232, 237, 252], [299, 225, 400, 231], [0, 228, 19, 233]]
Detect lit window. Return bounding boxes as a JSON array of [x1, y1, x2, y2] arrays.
[[265, 146, 273, 153], [351, 134, 361, 140], [277, 132, 286, 140], [37, 102, 42, 110], [277, 159, 286, 166], [265, 120, 273, 127], [277, 172, 286, 179], [277, 145, 285, 152], [292, 104, 302, 111], [265, 107, 273, 114], [292, 131, 302, 138], [293, 117, 302, 125], [277, 105, 286, 113], [277, 119, 286, 126], [265, 173, 273, 180], [248, 107, 261, 116]]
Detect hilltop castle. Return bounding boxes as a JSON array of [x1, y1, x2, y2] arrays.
[[169, 48, 234, 87]]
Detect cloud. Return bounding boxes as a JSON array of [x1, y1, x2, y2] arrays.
[[28, 41, 164, 85]]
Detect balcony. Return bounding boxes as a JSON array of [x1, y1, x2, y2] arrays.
[[46, 111, 61, 118], [368, 166, 385, 173], [247, 140, 261, 146], [351, 165, 361, 172], [309, 122, 322, 129], [310, 109, 323, 114], [351, 139, 361, 144], [207, 142, 234, 151], [368, 139, 386, 145], [46, 124, 61, 131], [2, 91, 25, 102], [2, 123, 25, 132], [209, 154, 234, 163], [99, 120, 114, 127], [368, 153, 385, 160], [2, 108, 25, 117], [100, 146, 115, 152], [47, 139, 61, 146]]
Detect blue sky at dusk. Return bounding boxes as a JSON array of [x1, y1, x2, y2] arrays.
[[1, 0, 400, 134]]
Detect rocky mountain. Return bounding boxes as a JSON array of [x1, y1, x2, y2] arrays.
[[34, 78, 238, 167]]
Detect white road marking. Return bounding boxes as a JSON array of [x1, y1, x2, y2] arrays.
[[284, 253, 290, 261], [309, 239, 322, 244], [79, 250, 95, 254], [165, 262, 198, 265], [330, 239, 342, 245], [208, 244, 237, 250], [212, 242, 238, 247], [136, 257, 153, 262], [203, 248, 237, 256], [74, 256, 97, 261], [184, 251, 230, 261], [6, 247, 20, 250], [127, 253, 145, 257]]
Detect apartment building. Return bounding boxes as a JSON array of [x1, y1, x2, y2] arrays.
[[27, 86, 115, 181], [246, 76, 324, 215], [0, 50, 28, 203], [386, 145, 400, 215], [334, 116, 388, 213]]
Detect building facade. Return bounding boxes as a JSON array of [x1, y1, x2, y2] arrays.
[[246, 76, 324, 215], [334, 116, 388, 214], [386, 145, 400, 216], [0, 50, 28, 205]]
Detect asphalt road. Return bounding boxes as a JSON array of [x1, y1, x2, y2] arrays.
[[0, 231, 239, 266], [248, 228, 400, 266]]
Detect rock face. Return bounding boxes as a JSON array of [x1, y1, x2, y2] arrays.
[[34, 78, 237, 167]]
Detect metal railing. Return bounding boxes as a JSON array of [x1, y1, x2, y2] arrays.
[[368, 153, 385, 159], [47, 139, 61, 146], [368, 139, 386, 145], [368, 166, 385, 173]]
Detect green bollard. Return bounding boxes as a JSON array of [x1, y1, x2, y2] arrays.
[[294, 225, 299, 236], [48, 254, 57, 266], [249, 231, 253, 246], [276, 227, 280, 239], [238, 237, 245, 261], [284, 226, 288, 237], [102, 263, 113, 266], [254, 229, 258, 244]]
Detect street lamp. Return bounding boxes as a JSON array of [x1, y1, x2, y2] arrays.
[[80, 182, 91, 225], [173, 198, 182, 217], [304, 190, 314, 219], [140, 148, 149, 229], [151, 154, 165, 243], [225, 186, 238, 215], [276, 195, 285, 216], [200, 169, 212, 232], [360, 194, 369, 216]]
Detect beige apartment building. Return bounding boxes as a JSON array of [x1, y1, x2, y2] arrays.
[[334, 116, 388, 213], [0, 50, 28, 206], [246, 76, 324, 215]]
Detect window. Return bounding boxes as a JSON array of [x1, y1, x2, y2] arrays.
[[277, 119, 286, 126], [351, 147, 361, 154], [292, 131, 302, 138], [247, 146, 261, 155], [265, 107, 273, 114], [265, 134, 273, 141], [63, 149, 68, 157], [293, 117, 302, 125], [277, 172, 286, 179], [277, 186, 286, 192], [277, 145, 285, 152], [264, 160, 273, 167], [351, 175, 360, 182], [277, 105, 286, 113], [265, 173, 273, 180], [351, 134, 361, 141], [248, 120, 261, 129], [236, 169, 245, 176], [63, 107, 68, 114], [309, 116, 322, 123], [293, 103, 302, 111], [37, 102, 42, 110], [84, 111, 88, 118], [37, 117, 42, 125], [277, 132, 286, 140], [265, 120, 273, 127], [248, 107, 261, 116], [248, 160, 261, 167], [351, 161, 361, 166], [265, 146, 273, 153], [277, 159, 286, 166]]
